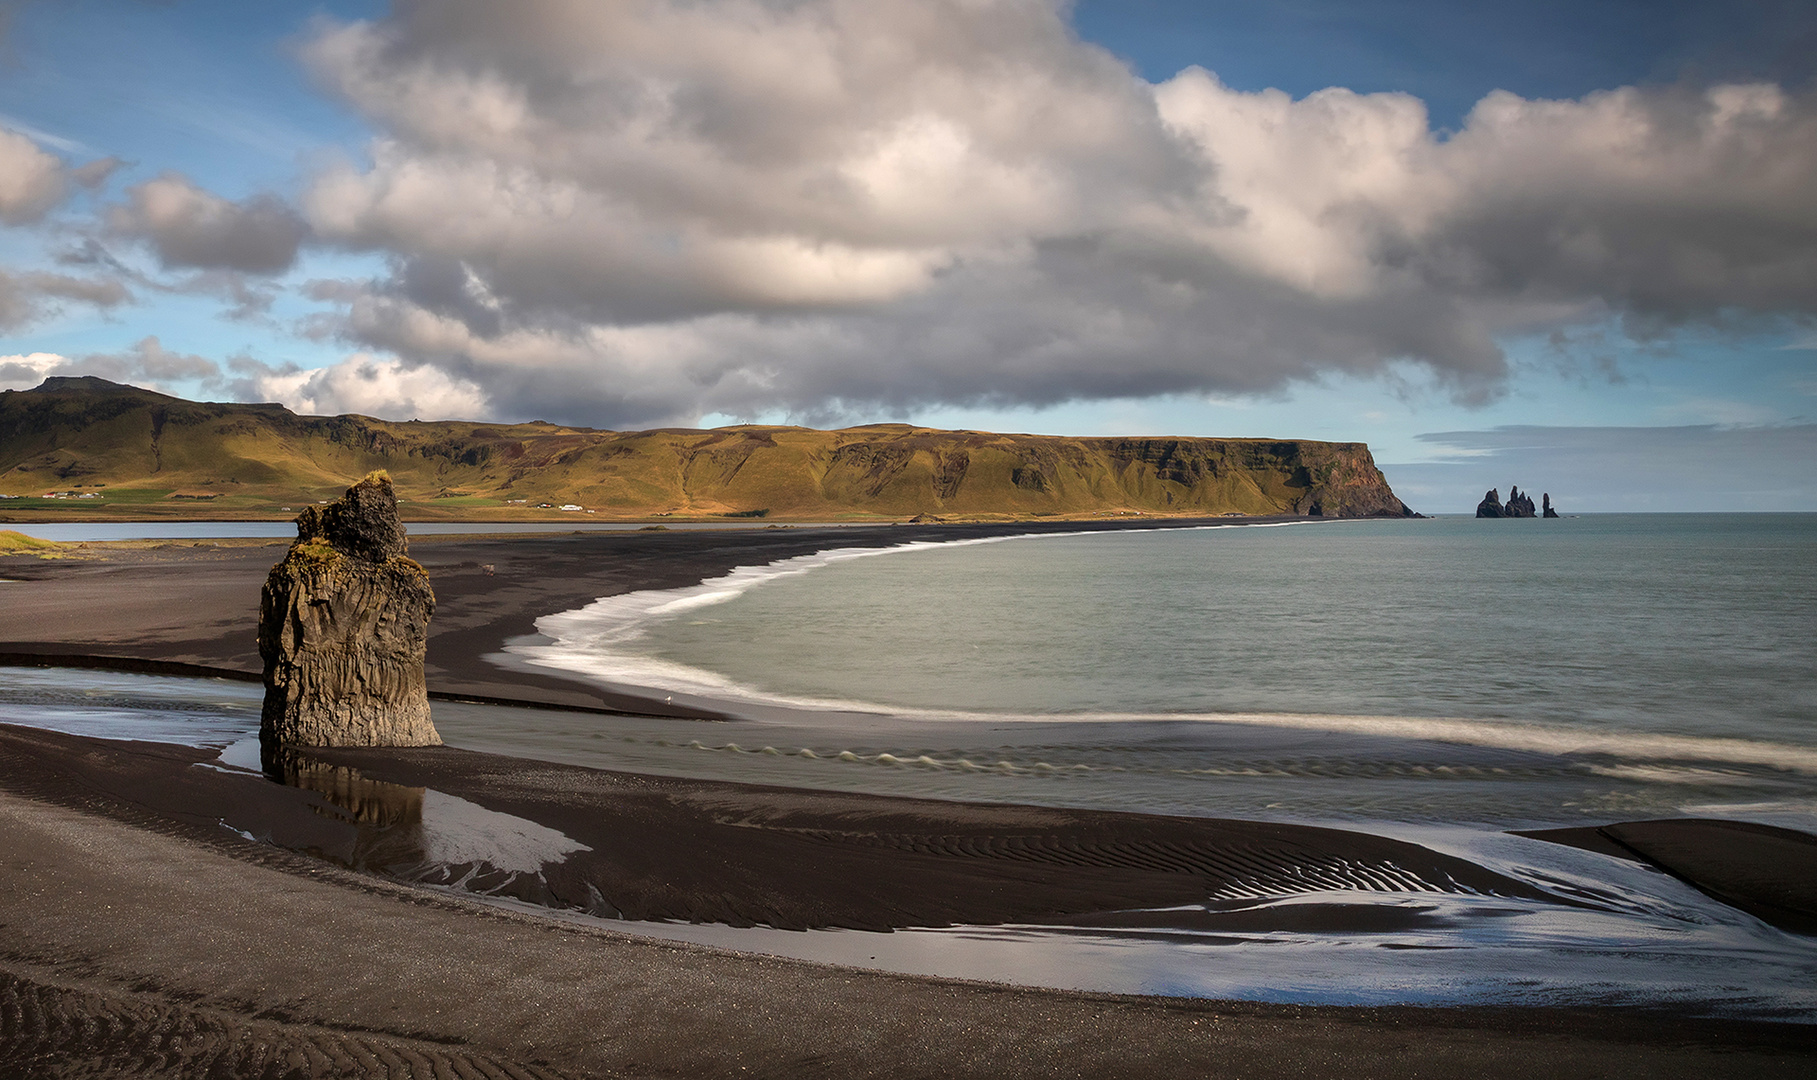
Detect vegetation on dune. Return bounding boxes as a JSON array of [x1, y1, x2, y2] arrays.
[[0, 529, 68, 556], [0, 377, 1416, 521]]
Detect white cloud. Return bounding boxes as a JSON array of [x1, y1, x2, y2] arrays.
[[249, 353, 490, 422], [280, 0, 1817, 427], [0, 337, 223, 396], [0, 351, 67, 391], [0, 127, 71, 225]]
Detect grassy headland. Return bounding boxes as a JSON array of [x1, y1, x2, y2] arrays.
[[2, 376, 1416, 522]]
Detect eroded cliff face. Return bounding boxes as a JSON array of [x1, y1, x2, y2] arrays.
[[258, 472, 439, 748]]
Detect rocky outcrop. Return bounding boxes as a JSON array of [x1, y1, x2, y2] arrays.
[[1478, 485, 1543, 518], [1542, 493, 1559, 518], [258, 472, 439, 749]]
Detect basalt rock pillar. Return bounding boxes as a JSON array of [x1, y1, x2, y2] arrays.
[[259, 471, 440, 748]]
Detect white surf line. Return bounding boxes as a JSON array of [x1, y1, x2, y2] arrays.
[[505, 521, 1817, 776], [1079, 710, 1817, 777], [504, 519, 1322, 711], [662, 711, 1817, 779]]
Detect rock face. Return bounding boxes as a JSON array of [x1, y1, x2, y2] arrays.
[[1477, 485, 1541, 518], [259, 472, 439, 748], [1542, 493, 1560, 518]]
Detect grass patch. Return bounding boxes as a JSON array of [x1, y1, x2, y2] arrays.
[[422, 495, 500, 506], [0, 529, 66, 557]]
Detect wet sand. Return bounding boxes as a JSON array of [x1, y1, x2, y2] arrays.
[[2, 725, 1813, 1079], [0, 724, 1562, 934], [3, 524, 1817, 1075]]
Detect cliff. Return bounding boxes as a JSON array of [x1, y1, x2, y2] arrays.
[[259, 472, 439, 748], [1, 377, 1416, 521]]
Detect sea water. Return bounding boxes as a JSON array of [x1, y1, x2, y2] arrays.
[[504, 514, 1817, 830]]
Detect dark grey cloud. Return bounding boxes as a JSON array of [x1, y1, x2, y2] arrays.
[[1384, 424, 1817, 512], [271, 0, 1817, 427], [111, 173, 308, 273]]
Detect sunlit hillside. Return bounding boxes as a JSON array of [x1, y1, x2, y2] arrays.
[[1, 378, 1416, 522]]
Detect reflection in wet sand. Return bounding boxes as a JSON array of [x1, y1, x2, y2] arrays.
[[265, 745, 425, 828], [261, 744, 590, 901]]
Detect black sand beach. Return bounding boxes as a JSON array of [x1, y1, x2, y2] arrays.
[[3, 523, 1816, 1077]]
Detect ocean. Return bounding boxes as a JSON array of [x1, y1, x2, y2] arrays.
[[503, 513, 1817, 829]]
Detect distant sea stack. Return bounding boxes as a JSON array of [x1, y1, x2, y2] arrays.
[[1476, 486, 1551, 518], [258, 471, 440, 749]]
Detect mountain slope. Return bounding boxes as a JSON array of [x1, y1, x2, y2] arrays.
[[1, 378, 1416, 521]]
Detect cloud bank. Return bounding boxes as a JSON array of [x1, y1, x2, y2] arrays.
[[13, 1, 1817, 429], [261, 0, 1817, 427]]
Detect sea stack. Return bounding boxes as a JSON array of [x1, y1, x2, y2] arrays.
[[1477, 486, 1540, 518], [1543, 493, 1559, 518], [258, 471, 440, 748]]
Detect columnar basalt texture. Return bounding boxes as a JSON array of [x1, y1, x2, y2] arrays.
[[258, 472, 439, 748]]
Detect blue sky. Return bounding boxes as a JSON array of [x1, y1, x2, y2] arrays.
[[0, 0, 1813, 512]]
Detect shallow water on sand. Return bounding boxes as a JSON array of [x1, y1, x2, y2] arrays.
[[4, 667, 1816, 1018]]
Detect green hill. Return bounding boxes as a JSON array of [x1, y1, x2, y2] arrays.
[[0, 377, 1416, 522]]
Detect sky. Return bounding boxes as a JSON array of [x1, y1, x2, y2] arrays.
[[0, 0, 1813, 513]]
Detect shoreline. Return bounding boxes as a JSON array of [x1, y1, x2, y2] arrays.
[[5, 784, 1809, 1080], [1, 721, 1814, 1078], [0, 515, 1318, 718], [4, 523, 1817, 1074], [6, 661, 1817, 993]]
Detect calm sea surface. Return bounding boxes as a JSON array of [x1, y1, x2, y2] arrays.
[[625, 514, 1815, 733], [506, 514, 1817, 829]]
